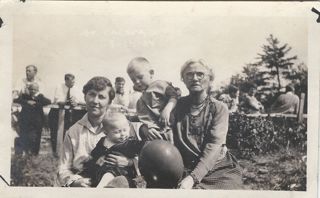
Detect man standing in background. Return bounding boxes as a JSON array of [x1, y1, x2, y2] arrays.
[[13, 65, 43, 99], [110, 77, 130, 113], [48, 73, 85, 155]]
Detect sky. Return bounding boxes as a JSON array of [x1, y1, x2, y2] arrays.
[[11, 2, 308, 99]]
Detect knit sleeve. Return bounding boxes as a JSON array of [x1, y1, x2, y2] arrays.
[[191, 101, 229, 182]]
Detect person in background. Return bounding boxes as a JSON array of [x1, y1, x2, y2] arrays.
[[173, 59, 243, 189], [110, 77, 130, 113], [52, 73, 84, 106], [241, 85, 264, 114], [218, 85, 240, 113], [58, 76, 134, 187], [14, 82, 51, 155], [269, 85, 300, 114], [48, 73, 85, 155], [128, 84, 143, 113], [126, 57, 179, 143], [13, 65, 43, 99]]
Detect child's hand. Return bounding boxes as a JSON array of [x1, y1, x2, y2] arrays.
[[178, 175, 194, 189], [159, 107, 171, 127], [27, 100, 36, 106], [145, 128, 163, 141]]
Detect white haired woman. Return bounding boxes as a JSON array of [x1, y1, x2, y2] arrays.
[[174, 59, 243, 189]]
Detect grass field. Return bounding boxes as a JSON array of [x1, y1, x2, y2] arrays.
[[10, 131, 306, 190]]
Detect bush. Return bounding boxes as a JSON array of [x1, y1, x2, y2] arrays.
[[227, 114, 307, 159]]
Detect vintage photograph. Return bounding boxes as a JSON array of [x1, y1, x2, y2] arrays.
[[0, 1, 319, 197]]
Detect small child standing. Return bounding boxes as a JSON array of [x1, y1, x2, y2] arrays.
[[14, 82, 51, 155], [80, 113, 145, 187], [126, 57, 179, 143]]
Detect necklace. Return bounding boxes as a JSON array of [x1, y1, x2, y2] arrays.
[[190, 96, 208, 116]]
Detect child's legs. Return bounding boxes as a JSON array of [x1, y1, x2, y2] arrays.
[[96, 172, 115, 188], [28, 127, 42, 155]]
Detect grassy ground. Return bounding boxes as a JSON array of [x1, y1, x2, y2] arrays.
[[10, 132, 306, 190]]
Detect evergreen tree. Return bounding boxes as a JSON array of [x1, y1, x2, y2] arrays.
[[256, 34, 297, 89]]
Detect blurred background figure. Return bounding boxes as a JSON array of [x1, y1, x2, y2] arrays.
[[218, 85, 240, 113], [52, 73, 84, 106], [241, 84, 264, 114], [48, 73, 85, 155], [13, 82, 51, 155], [128, 84, 143, 113], [13, 65, 43, 100], [269, 85, 299, 114], [110, 77, 130, 113], [12, 65, 45, 154]]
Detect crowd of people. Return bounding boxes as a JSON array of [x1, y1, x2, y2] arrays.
[[11, 58, 301, 189]]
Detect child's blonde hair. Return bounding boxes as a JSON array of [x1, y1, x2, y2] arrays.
[[28, 82, 39, 91], [102, 112, 129, 133], [127, 57, 154, 75]]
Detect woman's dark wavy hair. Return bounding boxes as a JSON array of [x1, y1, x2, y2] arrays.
[[82, 76, 115, 104]]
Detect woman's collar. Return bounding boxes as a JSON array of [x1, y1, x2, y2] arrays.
[[78, 113, 104, 134]]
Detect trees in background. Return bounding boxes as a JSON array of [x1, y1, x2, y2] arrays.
[[225, 34, 307, 111]]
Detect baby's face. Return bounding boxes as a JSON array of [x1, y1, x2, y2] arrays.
[[105, 119, 130, 144], [128, 66, 153, 91], [28, 86, 39, 96]]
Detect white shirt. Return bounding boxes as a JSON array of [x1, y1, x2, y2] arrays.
[[113, 93, 130, 107], [57, 114, 106, 186], [53, 83, 84, 104], [128, 91, 142, 112], [14, 77, 43, 96]]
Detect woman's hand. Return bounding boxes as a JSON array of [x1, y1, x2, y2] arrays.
[[105, 152, 133, 167], [70, 178, 91, 187], [178, 176, 194, 189]]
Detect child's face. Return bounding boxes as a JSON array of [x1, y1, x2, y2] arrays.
[[105, 119, 130, 144], [128, 66, 153, 92], [28, 85, 39, 96]]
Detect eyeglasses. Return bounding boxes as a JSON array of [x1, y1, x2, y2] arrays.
[[185, 72, 206, 80]]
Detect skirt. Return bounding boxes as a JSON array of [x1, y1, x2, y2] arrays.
[[185, 151, 243, 190]]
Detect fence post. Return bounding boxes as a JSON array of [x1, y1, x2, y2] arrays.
[[56, 108, 65, 157], [297, 93, 305, 123]]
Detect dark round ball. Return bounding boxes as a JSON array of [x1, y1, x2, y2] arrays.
[[138, 140, 184, 188]]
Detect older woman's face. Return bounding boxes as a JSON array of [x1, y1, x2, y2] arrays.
[[84, 88, 111, 118], [182, 63, 211, 93]]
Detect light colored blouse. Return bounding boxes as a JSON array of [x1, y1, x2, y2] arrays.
[[57, 113, 105, 186]]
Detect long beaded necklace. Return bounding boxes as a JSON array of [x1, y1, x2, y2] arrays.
[[188, 96, 208, 146]]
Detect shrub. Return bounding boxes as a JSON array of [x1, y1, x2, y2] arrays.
[[227, 114, 307, 159]]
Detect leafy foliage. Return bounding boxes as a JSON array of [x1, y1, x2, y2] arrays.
[[226, 35, 307, 110], [227, 114, 307, 159]]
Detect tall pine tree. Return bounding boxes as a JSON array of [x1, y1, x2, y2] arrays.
[[256, 34, 297, 90]]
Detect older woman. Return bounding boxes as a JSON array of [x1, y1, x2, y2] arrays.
[[58, 76, 134, 187], [174, 59, 243, 189]]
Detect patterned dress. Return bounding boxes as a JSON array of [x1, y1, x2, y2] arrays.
[[173, 95, 243, 189]]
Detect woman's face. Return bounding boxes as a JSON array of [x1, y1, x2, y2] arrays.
[[182, 63, 211, 93], [84, 88, 111, 118]]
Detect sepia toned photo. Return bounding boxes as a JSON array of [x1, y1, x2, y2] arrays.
[[0, 1, 319, 198]]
